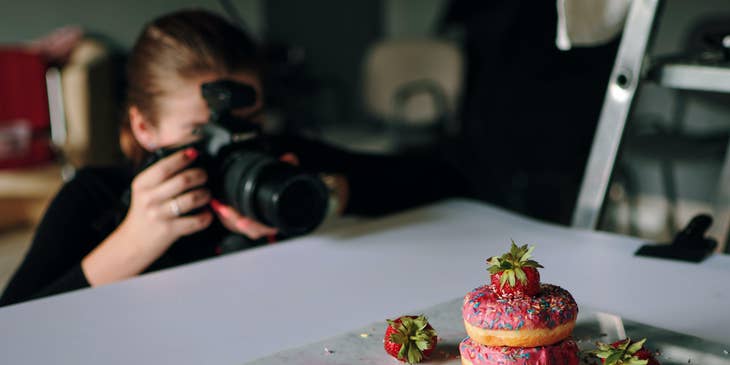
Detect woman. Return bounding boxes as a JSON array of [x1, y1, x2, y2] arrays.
[[0, 9, 466, 306]]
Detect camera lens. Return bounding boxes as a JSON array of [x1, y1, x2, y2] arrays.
[[255, 166, 329, 235], [218, 149, 329, 235]]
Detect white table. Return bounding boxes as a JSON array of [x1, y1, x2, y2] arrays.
[[0, 199, 727, 365]]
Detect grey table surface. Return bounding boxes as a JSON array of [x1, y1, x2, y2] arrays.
[[0, 199, 728, 365], [244, 298, 730, 365]]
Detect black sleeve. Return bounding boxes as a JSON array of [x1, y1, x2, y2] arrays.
[[272, 136, 471, 216], [0, 168, 124, 307]]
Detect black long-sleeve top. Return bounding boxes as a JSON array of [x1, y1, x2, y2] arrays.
[[0, 135, 467, 306]]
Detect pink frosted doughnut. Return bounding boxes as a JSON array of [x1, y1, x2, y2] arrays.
[[459, 337, 580, 365], [462, 284, 578, 347]]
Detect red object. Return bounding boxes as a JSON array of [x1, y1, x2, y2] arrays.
[[0, 48, 53, 169], [491, 266, 541, 297], [384, 324, 402, 360], [183, 147, 198, 160], [609, 340, 661, 365], [209, 199, 224, 214], [384, 316, 437, 363]]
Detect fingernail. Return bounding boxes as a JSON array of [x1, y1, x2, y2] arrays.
[[184, 148, 198, 160], [210, 199, 229, 217], [266, 234, 277, 244], [279, 153, 299, 166]]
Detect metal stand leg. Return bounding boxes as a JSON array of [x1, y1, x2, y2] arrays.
[[572, 0, 661, 229]]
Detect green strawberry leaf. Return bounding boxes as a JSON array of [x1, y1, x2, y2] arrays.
[[627, 338, 646, 354], [387, 315, 436, 364], [514, 267, 527, 284], [590, 339, 652, 365], [400, 317, 413, 328], [415, 340, 430, 351], [605, 352, 624, 365], [398, 342, 410, 361], [390, 332, 407, 344], [616, 338, 630, 351], [522, 260, 544, 268], [413, 316, 428, 330], [487, 241, 543, 280], [627, 357, 649, 365], [523, 245, 535, 260], [407, 343, 423, 364], [509, 242, 520, 257]]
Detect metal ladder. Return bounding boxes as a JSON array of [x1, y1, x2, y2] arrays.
[[571, 0, 730, 252]]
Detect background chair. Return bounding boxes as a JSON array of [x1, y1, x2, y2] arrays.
[[59, 38, 122, 168], [361, 38, 463, 154]]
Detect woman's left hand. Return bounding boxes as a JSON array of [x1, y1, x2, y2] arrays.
[[210, 199, 278, 240]]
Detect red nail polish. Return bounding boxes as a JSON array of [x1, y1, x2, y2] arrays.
[[184, 148, 198, 160], [266, 234, 277, 244], [210, 199, 231, 218]]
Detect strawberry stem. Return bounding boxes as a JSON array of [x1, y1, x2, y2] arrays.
[[387, 315, 437, 364], [486, 241, 543, 288], [590, 338, 650, 365]]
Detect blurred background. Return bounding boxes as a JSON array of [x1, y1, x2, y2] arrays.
[[1, 0, 729, 288]]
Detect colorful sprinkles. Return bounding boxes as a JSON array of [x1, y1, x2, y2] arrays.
[[459, 337, 580, 365], [462, 284, 578, 331]]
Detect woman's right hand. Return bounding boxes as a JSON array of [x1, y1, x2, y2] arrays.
[[124, 147, 212, 248], [82, 148, 212, 286]]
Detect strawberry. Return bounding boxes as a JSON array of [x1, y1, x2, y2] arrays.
[[486, 241, 544, 297], [591, 338, 660, 365], [384, 315, 438, 364]]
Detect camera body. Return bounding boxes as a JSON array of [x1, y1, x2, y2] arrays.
[[144, 80, 329, 236]]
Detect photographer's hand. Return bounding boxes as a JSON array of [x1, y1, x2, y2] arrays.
[[81, 148, 213, 286], [210, 199, 277, 240]]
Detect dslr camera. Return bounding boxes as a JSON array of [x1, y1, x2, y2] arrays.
[[143, 79, 329, 236]]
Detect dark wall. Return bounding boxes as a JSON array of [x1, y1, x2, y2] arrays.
[[265, 0, 383, 127], [0, 0, 264, 49]]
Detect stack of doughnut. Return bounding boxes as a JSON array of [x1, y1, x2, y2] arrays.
[[459, 243, 580, 365]]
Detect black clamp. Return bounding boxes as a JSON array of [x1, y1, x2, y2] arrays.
[[635, 214, 718, 263]]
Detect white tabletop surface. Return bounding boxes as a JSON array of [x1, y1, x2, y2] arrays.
[[0, 199, 728, 365]]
